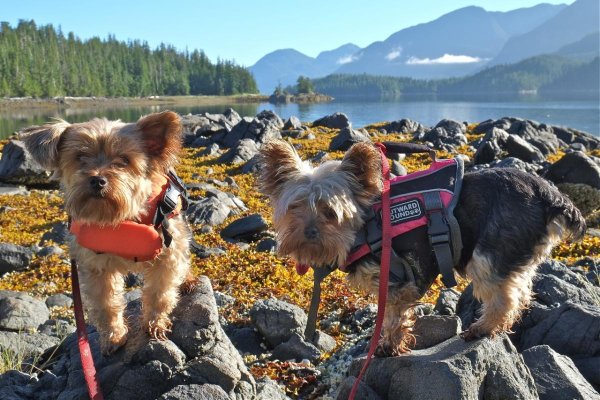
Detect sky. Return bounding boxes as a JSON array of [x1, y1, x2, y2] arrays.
[[2, 0, 575, 67]]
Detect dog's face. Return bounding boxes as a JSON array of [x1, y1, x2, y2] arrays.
[[20, 111, 182, 225], [259, 140, 382, 267]]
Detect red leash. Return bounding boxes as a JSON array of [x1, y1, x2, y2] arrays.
[[349, 143, 392, 399], [71, 259, 105, 400]]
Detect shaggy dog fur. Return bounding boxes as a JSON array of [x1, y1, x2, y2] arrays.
[[259, 140, 586, 355], [20, 111, 193, 355]]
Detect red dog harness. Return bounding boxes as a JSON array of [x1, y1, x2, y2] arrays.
[[69, 170, 188, 262], [341, 142, 464, 291]]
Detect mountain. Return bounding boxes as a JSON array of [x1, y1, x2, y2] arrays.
[[554, 32, 600, 60], [490, 0, 599, 65], [312, 55, 599, 99], [334, 3, 566, 79], [249, 43, 360, 93]]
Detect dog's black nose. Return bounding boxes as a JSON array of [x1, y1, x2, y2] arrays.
[[90, 176, 108, 191], [304, 226, 319, 240]]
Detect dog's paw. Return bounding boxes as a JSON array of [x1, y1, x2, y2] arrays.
[[147, 318, 172, 341], [100, 327, 128, 356]]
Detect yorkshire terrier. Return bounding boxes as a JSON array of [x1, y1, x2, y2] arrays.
[[20, 111, 194, 355], [259, 139, 585, 356]]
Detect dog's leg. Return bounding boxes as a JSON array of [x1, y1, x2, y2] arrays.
[[462, 250, 537, 340], [348, 260, 420, 356], [79, 266, 128, 355], [378, 283, 420, 356], [141, 232, 190, 341]]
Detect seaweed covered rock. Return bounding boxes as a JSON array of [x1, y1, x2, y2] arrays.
[[0, 140, 54, 186]]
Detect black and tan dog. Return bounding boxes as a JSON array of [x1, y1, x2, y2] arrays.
[[259, 140, 585, 355]]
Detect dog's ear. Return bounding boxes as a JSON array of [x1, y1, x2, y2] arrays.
[[259, 140, 305, 198], [136, 111, 182, 169], [19, 120, 71, 170], [340, 142, 383, 205]]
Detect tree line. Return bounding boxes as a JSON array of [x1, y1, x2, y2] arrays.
[[310, 55, 599, 99], [0, 20, 258, 97]]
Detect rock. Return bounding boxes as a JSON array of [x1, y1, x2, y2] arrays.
[[0, 370, 36, 400], [0, 184, 28, 195], [272, 333, 321, 362], [0, 140, 54, 185], [220, 214, 268, 242], [0, 331, 60, 358], [545, 152, 600, 189], [313, 112, 351, 129], [216, 139, 260, 164], [190, 242, 226, 259], [228, 326, 265, 356], [522, 345, 599, 400], [197, 143, 220, 157], [158, 384, 229, 400], [336, 376, 383, 400], [132, 340, 187, 369], [379, 119, 425, 135], [39, 222, 70, 245], [256, 110, 284, 129], [505, 134, 545, 163], [573, 357, 600, 390], [170, 276, 256, 399], [213, 291, 235, 307], [491, 157, 540, 174], [519, 301, 600, 359], [283, 116, 302, 130], [223, 108, 242, 125], [186, 197, 231, 226], [312, 151, 329, 164], [434, 288, 460, 315], [46, 293, 73, 308], [412, 315, 461, 350], [256, 238, 277, 253], [38, 319, 76, 337], [217, 116, 281, 149], [0, 290, 49, 331], [255, 377, 290, 400], [0, 243, 33, 275], [241, 154, 261, 174], [312, 330, 337, 353], [108, 360, 172, 400], [507, 120, 559, 156], [345, 335, 537, 400], [329, 127, 370, 151], [474, 140, 502, 165], [481, 127, 510, 146], [250, 298, 307, 347], [37, 245, 64, 257], [435, 119, 466, 136], [391, 161, 407, 176]]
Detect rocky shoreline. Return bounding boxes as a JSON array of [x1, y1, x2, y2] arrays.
[[0, 109, 599, 399]]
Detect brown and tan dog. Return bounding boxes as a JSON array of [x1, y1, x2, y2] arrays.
[[21, 111, 193, 355]]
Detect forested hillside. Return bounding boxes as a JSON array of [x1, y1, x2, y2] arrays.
[[312, 55, 599, 99], [0, 20, 258, 97]]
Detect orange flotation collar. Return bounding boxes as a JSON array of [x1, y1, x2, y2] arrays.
[[69, 172, 187, 262]]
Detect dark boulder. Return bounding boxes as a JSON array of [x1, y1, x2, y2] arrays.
[[313, 113, 351, 130], [545, 152, 600, 189]]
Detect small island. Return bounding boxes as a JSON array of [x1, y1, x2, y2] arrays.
[[268, 76, 333, 104]]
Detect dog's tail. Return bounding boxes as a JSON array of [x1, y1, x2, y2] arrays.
[[543, 186, 587, 242]]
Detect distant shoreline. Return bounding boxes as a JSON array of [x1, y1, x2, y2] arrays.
[[0, 95, 270, 111]]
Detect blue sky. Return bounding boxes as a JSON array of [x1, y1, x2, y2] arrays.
[[3, 0, 574, 66]]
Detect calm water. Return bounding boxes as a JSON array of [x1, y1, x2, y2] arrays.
[[1, 98, 598, 139]]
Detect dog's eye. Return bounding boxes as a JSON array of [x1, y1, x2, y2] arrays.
[[112, 156, 129, 168], [324, 207, 337, 220]]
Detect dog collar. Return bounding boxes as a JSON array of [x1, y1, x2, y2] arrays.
[[69, 171, 188, 262]]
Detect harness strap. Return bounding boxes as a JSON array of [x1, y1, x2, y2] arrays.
[[71, 259, 104, 400], [423, 191, 457, 287], [304, 265, 336, 341], [153, 170, 189, 248], [349, 143, 392, 400]]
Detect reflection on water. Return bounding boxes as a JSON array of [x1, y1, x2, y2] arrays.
[[1, 98, 598, 139]]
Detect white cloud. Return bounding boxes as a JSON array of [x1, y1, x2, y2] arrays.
[[385, 47, 403, 61], [337, 54, 358, 64], [406, 54, 485, 65]]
